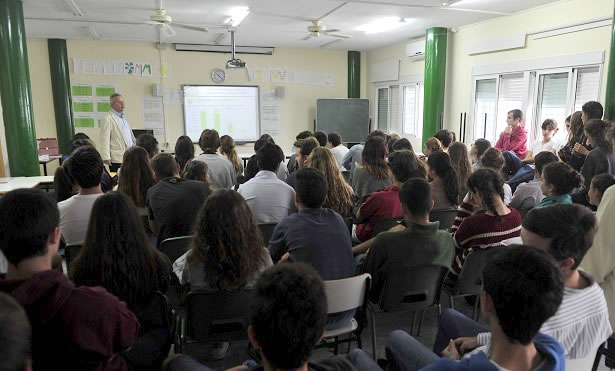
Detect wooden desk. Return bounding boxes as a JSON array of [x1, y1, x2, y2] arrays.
[[0, 176, 54, 195], [38, 155, 63, 176]]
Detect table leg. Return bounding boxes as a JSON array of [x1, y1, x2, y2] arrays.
[[42, 162, 48, 176]]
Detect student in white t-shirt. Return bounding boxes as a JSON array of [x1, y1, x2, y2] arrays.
[[522, 119, 558, 164], [58, 146, 105, 246], [327, 132, 349, 170]]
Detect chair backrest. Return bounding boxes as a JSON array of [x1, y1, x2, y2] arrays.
[[258, 224, 277, 246], [324, 274, 371, 314], [184, 289, 253, 343], [517, 197, 535, 219], [64, 245, 82, 266], [379, 264, 448, 313], [430, 209, 458, 231], [137, 291, 172, 335], [565, 345, 600, 370], [455, 249, 492, 295], [373, 217, 404, 236], [159, 236, 192, 263]]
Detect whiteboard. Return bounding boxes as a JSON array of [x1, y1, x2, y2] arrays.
[[183, 85, 260, 143]]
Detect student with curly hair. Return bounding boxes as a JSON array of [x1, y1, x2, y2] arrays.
[[307, 147, 354, 217], [450, 169, 521, 279], [428, 152, 459, 210], [535, 162, 582, 208], [352, 136, 391, 199]]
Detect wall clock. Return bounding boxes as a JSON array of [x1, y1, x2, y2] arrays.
[[211, 68, 226, 84]]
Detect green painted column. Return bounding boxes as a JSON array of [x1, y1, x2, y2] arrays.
[[604, 4, 615, 120], [48, 39, 74, 155], [0, 0, 39, 176], [348, 51, 361, 98], [422, 27, 448, 146]]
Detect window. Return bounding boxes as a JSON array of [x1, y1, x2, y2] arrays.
[[376, 87, 389, 132], [574, 66, 601, 112], [473, 78, 497, 141], [495, 74, 524, 138], [402, 83, 424, 138], [536, 72, 569, 144], [390, 85, 400, 133]]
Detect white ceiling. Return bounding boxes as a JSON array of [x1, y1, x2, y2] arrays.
[[23, 0, 560, 51]]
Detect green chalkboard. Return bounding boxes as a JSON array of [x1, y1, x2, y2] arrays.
[[316, 99, 370, 143]]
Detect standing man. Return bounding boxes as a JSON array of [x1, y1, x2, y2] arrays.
[[495, 109, 528, 159], [101, 93, 136, 172]]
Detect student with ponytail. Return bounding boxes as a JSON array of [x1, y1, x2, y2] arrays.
[[535, 162, 583, 208], [428, 152, 460, 210], [450, 169, 521, 279]]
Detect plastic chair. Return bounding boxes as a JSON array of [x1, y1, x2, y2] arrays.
[[563, 345, 601, 370], [319, 274, 373, 358], [159, 236, 192, 264], [442, 249, 491, 320], [258, 224, 277, 246], [593, 336, 615, 370], [429, 209, 458, 231], [366, 265, 448, 360], [64, 245, 82, 266], [373, 217, 404, 236], [176, 289, 253, 354]]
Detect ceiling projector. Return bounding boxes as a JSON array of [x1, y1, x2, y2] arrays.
[[226, 58, 246, 69]]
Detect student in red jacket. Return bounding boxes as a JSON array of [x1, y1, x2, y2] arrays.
[[0, 189, 140, 371], [495, 109, 528, 159]]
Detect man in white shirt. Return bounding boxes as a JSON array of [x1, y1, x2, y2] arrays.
[[58, 146, 105, 246], [509, 152, 558, 209], [434, 203, 611, 361], [100, 93, 136, 172], [522, 119, 558, 164], [193, 129, 236, 190], [327, 132, 349, 170], [238, 142, 296, 225]]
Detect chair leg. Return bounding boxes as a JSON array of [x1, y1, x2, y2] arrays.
[[592, 343, 605, 371], [472, 296, 480, 321], [417, 310, 426, 337], [411, 311, 417, 335], [370, 309, 377, 360], [334, 336, 339, 355], [449, 294, 454, 310]]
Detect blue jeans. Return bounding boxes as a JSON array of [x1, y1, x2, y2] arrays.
[[502, 151, 534, 192], [386, 330, 439, 371], [432, 309, 488, 355], [347, 349, 382, 371]]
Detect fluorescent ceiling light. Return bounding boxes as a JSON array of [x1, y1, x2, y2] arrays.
[[82, 26, 100, 40], [358, 17, 408, 34], [225, 6, 250, 27], [64, 0, 83, 16]]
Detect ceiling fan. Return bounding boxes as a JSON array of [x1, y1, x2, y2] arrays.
[[141, 6, 209, 41], [302, 20, 352, 41]]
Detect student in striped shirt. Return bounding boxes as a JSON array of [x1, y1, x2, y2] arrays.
[[449, 169, 521, 281], [434, 203, 611, 360]]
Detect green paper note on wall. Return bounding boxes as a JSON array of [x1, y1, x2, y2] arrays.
[[73, 102, 94, 113], [75, 117, 95, 128], [97, 101, 111, 112], [96, 87, 116, 97], [72, 85, 93, 96]]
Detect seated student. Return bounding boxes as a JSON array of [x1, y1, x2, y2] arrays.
[[0, 292, 32, 371], [495, 109, 528, 159], [262, 134, 289, 181], [369, 245, 565, 371], [246, 135, 289, 182], [434, 204, 611, 360], [313, 130, 328, 147], [174, 135, 195, 172], [450, 169, 521, 280], [71, 191, 173, 369], [423, 137, 443, 158], [269, 167, 354, 282], [427, 151, 459, 210], [558, 112, 586, 171], [327, 132, 349, 169], [238, 142, 296, 225], [580, 119, 615, 190], [392, 137, 413, 152], [361, 178, 455, 302], [136, 133, 159, 160], [53, 162, 76, 202], [307, 147, 354, 217], [193, 129, 236, 190], [588, 173, 615, 208], [287, 130, 312, 174], [535, 162, 582, 208], [522, 119, 559, 164], [352, 136, 392, 199], [355, 151, 419, 242], [58, 146, 105, 246], [569, 101, 604, 165], [509, 151, 559, 209], [182, 160, 212, 186], [342, 130, 387, 182], [147, 154, 212, 246], [470, 138, 491, 171], [448, 142, 472, 202], [66, 138, 114, 192], [0, 189, 139, 370], [286, 137, 319, 189], [220, 135, 243, 178], [165, 263, 356, 371], [117, 146, 157, 217], [434, 129, 453, 152], [480, 148, 513, 204]]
